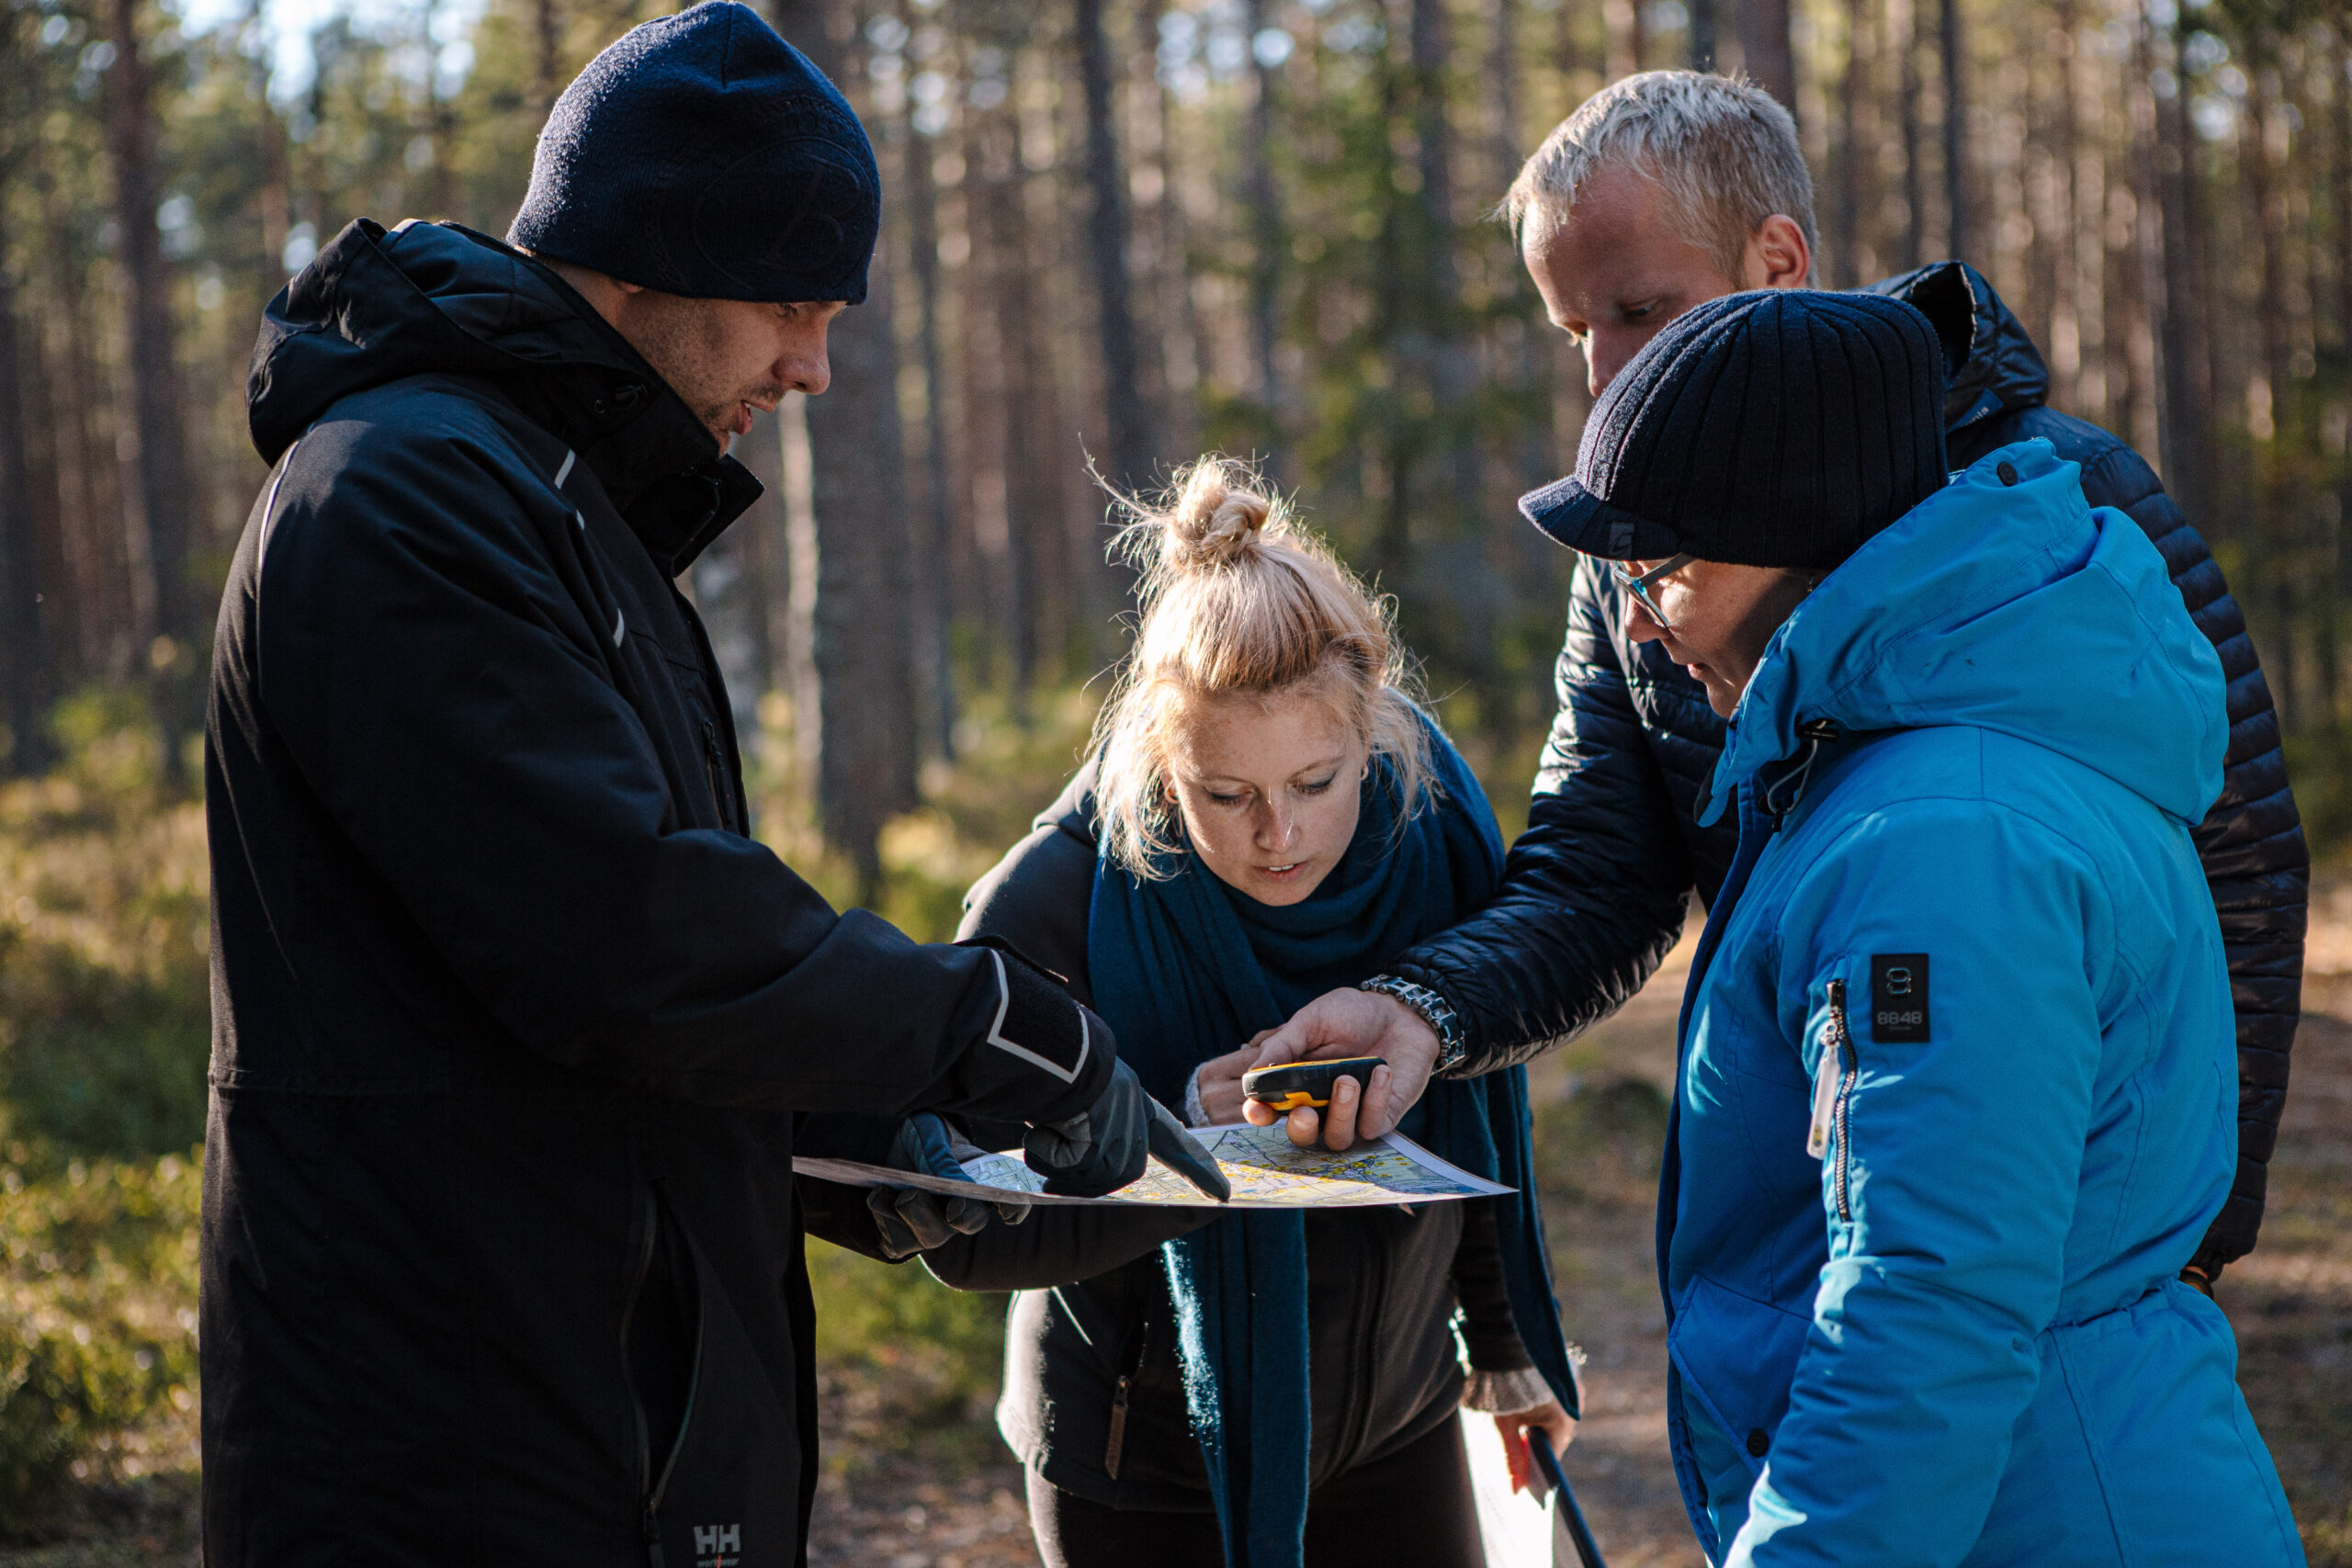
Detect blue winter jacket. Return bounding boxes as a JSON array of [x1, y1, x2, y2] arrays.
[[1661, 439, 2304, 1567]]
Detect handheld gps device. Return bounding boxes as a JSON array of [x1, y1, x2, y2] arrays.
[[1240, 1057, 1385, 1112]]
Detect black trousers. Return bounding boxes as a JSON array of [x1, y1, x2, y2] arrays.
[[1026, 1413, 1487, 1568]]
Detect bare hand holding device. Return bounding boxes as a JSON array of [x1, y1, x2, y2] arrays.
[[1244, 988, 1442, 1150]]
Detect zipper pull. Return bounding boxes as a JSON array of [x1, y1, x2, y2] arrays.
[[1807, 980, 1846, 1160], [1104, 1374, 1131, 1480], [700, 720, 729, 828], [1824, 979, 1863, 1223]]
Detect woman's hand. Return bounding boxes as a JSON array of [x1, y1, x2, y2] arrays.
[[1491, 1400, 1577, 1495], [1191, 1040, 1265, 1125]]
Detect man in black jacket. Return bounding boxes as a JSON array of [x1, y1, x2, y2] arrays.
[[1254, 70, 2306, 1291], [202, 7, 1217, 1562]]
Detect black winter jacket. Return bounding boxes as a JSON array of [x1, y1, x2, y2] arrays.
[[1383, 263, 2307, 1278], [938, 771, 1538, 1510], [202, 219, 1112, 1567]]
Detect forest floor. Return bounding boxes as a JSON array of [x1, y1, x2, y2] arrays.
[[6, 895, 2350, 1566]]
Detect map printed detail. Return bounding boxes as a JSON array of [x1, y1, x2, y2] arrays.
[[793, 1122, 1512, 1209]]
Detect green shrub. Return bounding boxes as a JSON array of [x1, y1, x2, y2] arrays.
[[0, 693, 210, 1166], [0, 1151, 201, 1532], [808, 1239, 1011, 1416]]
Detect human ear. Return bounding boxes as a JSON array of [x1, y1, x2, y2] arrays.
[[1746, 215, 1811, 291]]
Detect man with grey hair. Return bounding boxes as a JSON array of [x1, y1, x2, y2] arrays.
[[1504, 71, 1817, 389], [1255, 70, 2303, 1292]]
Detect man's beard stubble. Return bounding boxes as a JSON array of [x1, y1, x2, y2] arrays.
[[623, 296, 775, 452]]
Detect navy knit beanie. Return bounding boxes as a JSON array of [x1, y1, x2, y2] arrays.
[[509, 1, 878, 304], [1521, 289, 1950, 570]]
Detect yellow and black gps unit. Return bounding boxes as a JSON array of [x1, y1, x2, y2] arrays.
[[1240, 1057, 1386, 1112]]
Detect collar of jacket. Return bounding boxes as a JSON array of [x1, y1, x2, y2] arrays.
[[1697, 437, 2226, 830], [1867, 260, 2052, 441], [246, 217, 762, 576]]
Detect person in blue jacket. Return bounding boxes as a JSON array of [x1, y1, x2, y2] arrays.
[[1519, 286, 2304, 1565]]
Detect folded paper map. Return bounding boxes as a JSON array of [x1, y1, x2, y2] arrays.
[[794, 1122, 1512, 1209]]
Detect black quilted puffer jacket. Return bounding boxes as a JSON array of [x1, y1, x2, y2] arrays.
[[1385, 262, 2308, 1279]]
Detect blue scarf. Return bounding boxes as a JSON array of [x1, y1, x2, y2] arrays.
[[1086, 714, 1579, 1567]]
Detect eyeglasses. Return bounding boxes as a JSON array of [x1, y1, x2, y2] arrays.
[[1611, 553, 1697, 629]]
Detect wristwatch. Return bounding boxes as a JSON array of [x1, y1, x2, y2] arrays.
[[1358, 975, 1468, 1075]]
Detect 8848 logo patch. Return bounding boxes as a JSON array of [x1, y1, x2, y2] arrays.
[[1870, 953, 1929, 1043]]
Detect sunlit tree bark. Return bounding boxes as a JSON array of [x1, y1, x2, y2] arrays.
[[1077, 0, 1154, 500], [0, 199, 56, 775], [102, 0, 195, 750], [767, 0, 920, 898]]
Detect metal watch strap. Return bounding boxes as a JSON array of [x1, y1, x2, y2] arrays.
[[1359, 975, 1467, 1074]]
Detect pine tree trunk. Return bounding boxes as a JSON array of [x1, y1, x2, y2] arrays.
[[1605, 0, 1645, 79], [1937, 0, 1966, 261], [2053, 0, 2082, 412], [1833, 0, 1869, 287], [1689, 0, 1717, 70], [903, 87, 959, 761], [2330, 26, 2352, 723], [1409, 0, 1471, 507], [44, 148, 130, 682], [766, 0, 919, 899], [1739, 0, 1796, 111], [1076, 0, 1153, 499], [104, 0, 197, 752], [967, 104, 1057, 718], [0, 219, 56, 776], [2150, 9, 2211, 530], [2240, 37, 2296, 728], [1244, 0, 1283, 456], [534, 0, 563, 113], [1151, 2, 1204, 459], [1894, 0, 1926, 269]]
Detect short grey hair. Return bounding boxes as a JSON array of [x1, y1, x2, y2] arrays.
[[1502, 71, 1816, 286]]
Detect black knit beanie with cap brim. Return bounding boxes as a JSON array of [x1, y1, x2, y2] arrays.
[[1520, 289, 1950, 570], [508, 1, 878, 305]]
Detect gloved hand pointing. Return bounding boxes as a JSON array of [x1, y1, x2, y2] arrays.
[[1024, 1057, 1231, 1202]]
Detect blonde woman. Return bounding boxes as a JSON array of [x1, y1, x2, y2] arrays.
[[923, 461, 1577, 1568]]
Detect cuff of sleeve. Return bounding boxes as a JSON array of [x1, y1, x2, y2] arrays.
[[1184, 1065, 1211, 1128], [1460, 1367, 1553, 1416], [1359, 975, 1468, 1075]]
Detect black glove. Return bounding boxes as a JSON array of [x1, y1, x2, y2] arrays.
[[867, 1112, 1032, 1262], [1023, 1057, 1232, 1202]]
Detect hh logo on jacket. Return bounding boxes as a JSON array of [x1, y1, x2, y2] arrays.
[[695, 1523, 741, 1566]]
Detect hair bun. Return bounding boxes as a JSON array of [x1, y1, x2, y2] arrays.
[[1167, 465, 1273, 570]]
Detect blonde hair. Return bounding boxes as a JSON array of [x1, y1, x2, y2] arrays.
[[1500, 70, 1816, 286], [1091, 457, 1432, 879]]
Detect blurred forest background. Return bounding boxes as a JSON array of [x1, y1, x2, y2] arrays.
[[5, 0, 2352, 1551]]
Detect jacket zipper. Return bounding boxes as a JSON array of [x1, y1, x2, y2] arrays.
[[1104, 1314, 1151, 1480], [633, 1194, 707, 1568], [1827, 980, 1860, 1224], [620, 1190, 661, 1564], [699, 720, 729, 829], [1104, 1375, 1132, 1480], [642, 1289, 705, 1567]]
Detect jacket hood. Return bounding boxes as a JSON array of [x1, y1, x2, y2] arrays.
[[1704, 438, 2226, 829], [246, 218, 760, 568], [1870, 261, 2051, 439]]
